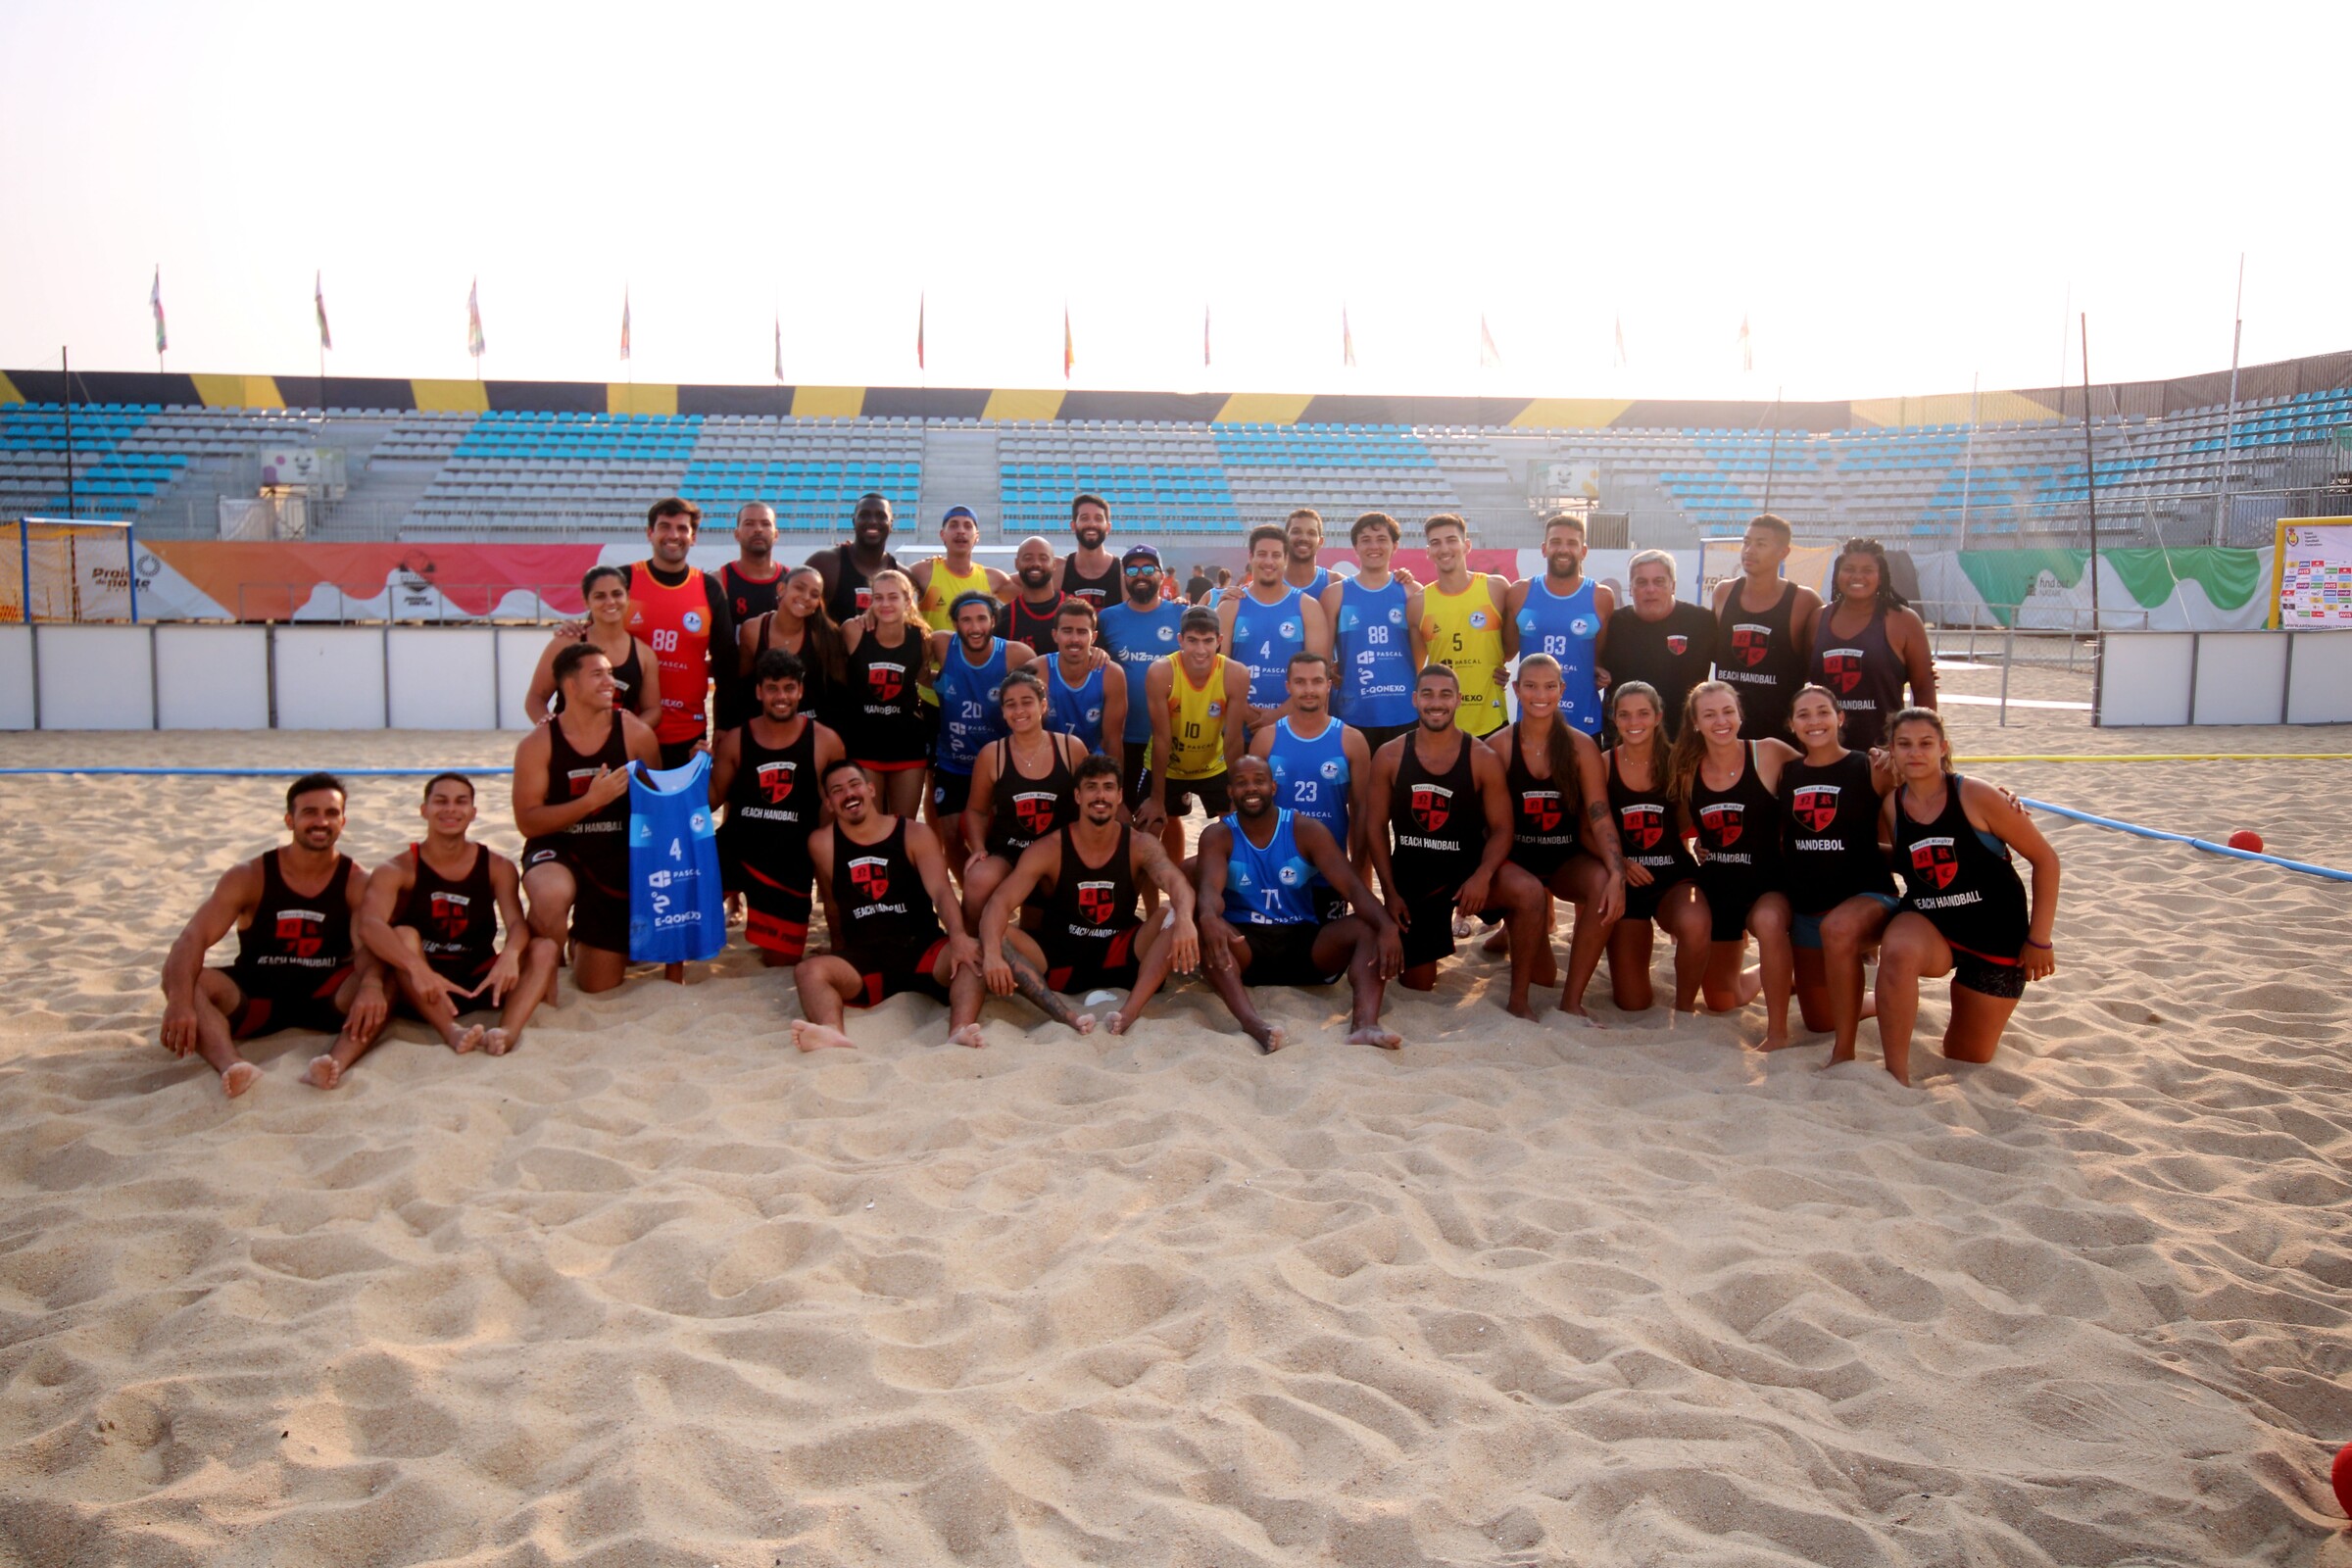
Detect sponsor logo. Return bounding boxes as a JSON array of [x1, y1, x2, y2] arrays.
[[1157, 625, 1174, 642], [848, 855, 891, 899], [683, 611, 705, 634], [1666, 634, 1689, 655], [1732, 623, 1770, 667], [1791, 785, 1840, 834], [1571, 617, 1592, 636], [1388, 608, 1404, 625], [758, 760, 798, 805], [1409, 782, 1452, 833], [1469, 611, 1489, 629], [1910, 835, 1959, 891], [1621, 803, 1665, 851], [1699, 803, 1743, 847], [1206, 702, 1224, 717], [1320, 759, 1343, 780], [1277, 864, 1300, 884], [1076, 880, 1118, 924], [1821, 648, 1865, 694], [1279, 619, 1299, 639], [1521, 789, 1563, 833], [273, 909, 326, 958]]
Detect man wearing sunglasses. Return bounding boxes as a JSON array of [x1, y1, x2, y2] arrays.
[[807, 492, 905, 626], [1097, 545, 1190, 861]]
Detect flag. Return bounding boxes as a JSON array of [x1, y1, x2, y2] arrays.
[[1062, 305, 1073, 379], [619, 289, 631, 362], [1614, 312, 1629, 369], [1343, 305, 1355, 368], [773, 314, 784, 383], [916, 292, 925, 370], [1203, 304, 1211, 368], [467, 277, 486, 359], [1739, 313, 1752, 373], [1479, 314, 1501, 368], [150, 267, 168, 354], [314, 270, 331, 351]]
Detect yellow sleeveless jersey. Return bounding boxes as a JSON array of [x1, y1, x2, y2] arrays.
[[1164, 654, 1232, 779], [1419, 576, 1507, 735], [918, 559, 994, 631]]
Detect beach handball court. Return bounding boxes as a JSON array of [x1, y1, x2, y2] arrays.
[[2, 660, 2348, 1568]]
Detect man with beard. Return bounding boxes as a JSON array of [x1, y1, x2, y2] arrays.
[[620, 497, 735, 769], [1003, 534, 1068, 652], [159, 772, 388, 1098], [1366, 663, 1551, 1018], [1597, 548, 1716, 741], [1250, 651, 1372, 919], [1043, 597, 1125, 764], [1142, 607, 1250, 848], [1219, 525, 1332, 731], [1504, 512, 1614, 739], [911, 505, 1008, 631], [1709, 512, 1821, 740], [977, 754, 1201, 1036], [716, 502, 785, 731], [808, 492, 905, 624], [1098, 544, 1190, 855], [791, 760, 987, 1052], [928, 591, 1039, 873], [1055, 492, 1120, 613], [1415, 514, 1514, 738], [1195, 755, 1403, 1054], [1282, 507, 1333, 595], [710, 650, 846, 965]]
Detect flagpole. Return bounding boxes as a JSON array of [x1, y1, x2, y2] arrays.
[[2081, 313, 2101, 643], [1958, 370, 1979, 547], [1761, 385, 1783, 514], [62, 346, 76, 519], [2215, 253, 2244, 546]]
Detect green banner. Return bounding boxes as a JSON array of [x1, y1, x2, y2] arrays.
[[1954, 547, 2262, 625]]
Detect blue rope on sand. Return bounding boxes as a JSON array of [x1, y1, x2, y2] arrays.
[[2023, 798, 2352, 884]]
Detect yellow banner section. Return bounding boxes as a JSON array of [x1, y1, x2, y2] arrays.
[[1510, 398, 1633, 429], [1213, 393, 1312, 424], [981, 389, 1064, 422], [790, 386, 865, 418], [410, 378, 491, 414], [607, 382, 678, 416], [190, 374, 285, 410]]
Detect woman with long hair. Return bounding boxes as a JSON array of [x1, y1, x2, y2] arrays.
[[840, 568, 934, 818], [1668, 680, 1797, 1048], [1485, 654, 1623, 1021], [1600, 681, 1710, 1013], [1781, 683, 1899, 1059], [1806, 536, 1936, 750], [737, 564, 847, 726], [1870, 708, 2059, 1085], [958, 667, 1088, 924], [525, 564, 662, 726]]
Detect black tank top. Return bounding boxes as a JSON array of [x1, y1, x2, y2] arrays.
[[984, 734, 1079, 859], [1715, 579, 1804, 738], [1780, 749, 1895, 914], [825, 544, 900, 623], [537, 710, 631, 886], [1502, 721, 1580, 878], [1044, 824, 1142, 965], [721, 562, 784, 625], [1892, 774, 2031, 960], [1006, 592, 1064, 654], [551, 637, 642, 718], [394, 843, 499, 967], [829, 817, 945, 963], [842, 624, 928, 763], [1690, 742, 1784, 889], [1060, 557, 1117, 614], [1808, 606, 1907, 750], [1390, 729, 1485, 887], [1606, 747, 1698, 887], [231, 851, 358, 996], [753, 613, 840, 729], [725, 716, 820, 876]]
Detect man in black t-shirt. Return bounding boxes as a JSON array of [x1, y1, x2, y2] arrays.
[[1596, 549, 1717, 740], [1185, 564, 1212, 605]]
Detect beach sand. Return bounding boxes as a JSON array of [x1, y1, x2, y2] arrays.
[[2, 663, 2350, 1566]]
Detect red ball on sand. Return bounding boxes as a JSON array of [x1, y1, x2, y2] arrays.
[[2335, 1441, 2352, 1518], [2228, 829, 2265, 854]]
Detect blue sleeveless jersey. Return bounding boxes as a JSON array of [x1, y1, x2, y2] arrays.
[[1098, 600, 1186, 743], [1221, 808, 1318, 926], [628, 753, 726, 963], [934, 638, 1010, 774], [1331, 575, 1416, 727], [1264, 716, 1350, 846], [1513, 576, 1604, 735], [1046, 658, 1106, 754], [1230, 585, 1308, 708]]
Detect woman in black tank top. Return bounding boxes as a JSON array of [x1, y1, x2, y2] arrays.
[[959, 670, 1083, 924], [1872, 707, 2059, 1086], [1601, 681, 1709, 1013], [839, 570, 933, 819], [1494, 654, 1631, 1021], [1782, 684, 1899, 1062], [1807, 538, 1935, 750], [1669, 680, 1798, 1047], [740, 566, 845, 729], [531, 564, 662, 726]]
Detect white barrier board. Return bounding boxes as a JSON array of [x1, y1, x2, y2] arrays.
[[2189, 633, 2289, 726], [2286, 631, 2352, 724], [155, 625, 270, 730], [0, 625, 31, 729], [275, 627, 387, 730], [2096, 634, 2194, 727], [35, 625, 154, 729], [388, 627, 499, 730]]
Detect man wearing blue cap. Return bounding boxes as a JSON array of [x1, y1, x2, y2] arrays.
[[911, 505, 1006, 632], [1097, 544, 1189, 861]]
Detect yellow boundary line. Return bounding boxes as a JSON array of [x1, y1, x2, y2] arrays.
[[1965, 754, 2352, 762]]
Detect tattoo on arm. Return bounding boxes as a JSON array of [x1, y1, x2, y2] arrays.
[[1006, 948, 1084, 1027], [1587, 798, 1625, 874]]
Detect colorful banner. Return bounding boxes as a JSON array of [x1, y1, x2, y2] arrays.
[[1912, 547, 2269, 632], [2272, 519, 2352, 628]]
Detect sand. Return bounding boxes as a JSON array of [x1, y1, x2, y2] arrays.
[[2, 663, 2350, 1566]]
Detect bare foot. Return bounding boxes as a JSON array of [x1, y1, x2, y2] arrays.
[[1756, 1028, 1792, 1052], [948, 1023, 987, 1050], [220, 1060, 261, 1099], [481, 1028, 514, 1056], [1071, 1012, 1098, 1036], [1554, 1003, 1606, 1029], [1818, 1049, 1857, 1073], [1737, 965, 1764, 1005], [791, 1020, 857, 1053], [1346, 1025, 1403, 1051], [1508, 997, 1542, 1020], [1250, 1022, 1287, 1054], [1104, 1008, 1136, 1035], [450, 1023, 485, 1054], [305, 1054, 344, 1090]]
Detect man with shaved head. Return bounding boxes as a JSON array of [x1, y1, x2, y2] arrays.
[[1004, 534, 1067, 653]]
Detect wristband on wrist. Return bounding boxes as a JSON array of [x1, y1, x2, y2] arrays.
[[2024, 937, 2052, 949]]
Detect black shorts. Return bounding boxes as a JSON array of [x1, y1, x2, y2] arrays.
[[1120, 747, 1155, 811], [1240, 921, 1343, 986], [1395, 876, 1466, 969], [1045, 924, 1142, 995], [932, 767, 974, 816], [218, 964, 351, 1040], [398, 952, 499, 1017], [1951, 945, 2027, 1001], [1698, 868, 1772, 944], [1624, 868, 1695, 926], [740, 861, 813, 962], [846, 937, 950, 1007], [658, 735, 705, 772], [523, 841, 630, 956], [1354, 721, 1417, 756], [1163, 773, 1231, 819], [1312, 882, 1351, 925]]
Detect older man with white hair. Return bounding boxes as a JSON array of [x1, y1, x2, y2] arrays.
[[1596, 548, 1716, 739]]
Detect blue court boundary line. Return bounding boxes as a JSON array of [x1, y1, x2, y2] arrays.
[[2021, 798, 2352, 883]]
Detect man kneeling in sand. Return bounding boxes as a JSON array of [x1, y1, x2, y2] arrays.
[[1196, 755, 1403, 1054], [977, 752, 1201, 1036], [160, 772, 389, 1097], [347, 771, 559, 1078], [792, 759, 987, 1052]]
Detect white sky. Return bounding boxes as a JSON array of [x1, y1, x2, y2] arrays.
[[3, 1, 2346, 403]]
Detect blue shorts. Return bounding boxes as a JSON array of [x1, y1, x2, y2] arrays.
[[1791, 892, 1899, 951]]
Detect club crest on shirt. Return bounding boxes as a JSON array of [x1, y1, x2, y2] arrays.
[[1731, 623, 1770, 667], [1791, 785, 1840, 834], [683, 611, 705, 634], [1521, 789, 1562, 833], [564, 766, 599, 799], [848, 856, 891, 899], [1699, 802, 1743, 846], [1469, 612, 1489, 629], [867, 662, 906, 703], [1410, 783, 1452, 832], [273, 909, 326, 958], [1666, 634, 1689, 655], [1621, 803, 1665, 851], [428, 892, 471, 942], [1013, 791, 1057, 837], [758, 760, 798, 805], [1076, 880, 1118, 925], [1821, 649, 1865, 694], [1910, 836, 1959, 891]]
